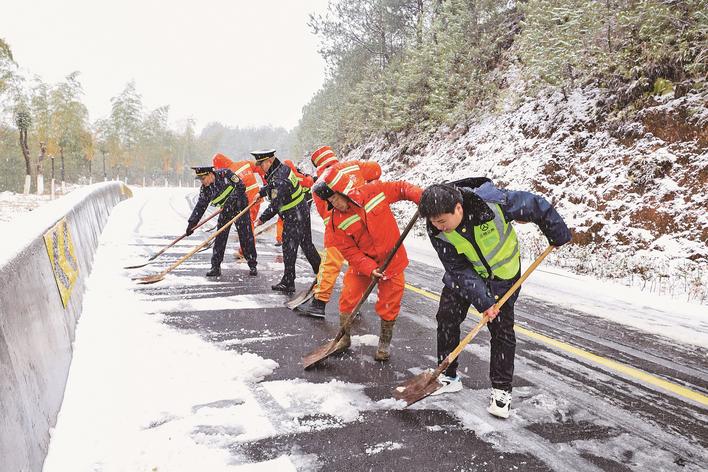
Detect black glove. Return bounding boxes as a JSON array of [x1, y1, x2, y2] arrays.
[[259, 186, 269, 198], [185, 223, 196, 236]]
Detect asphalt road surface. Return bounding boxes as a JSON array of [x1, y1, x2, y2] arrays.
[[131, 191, 708, 472]]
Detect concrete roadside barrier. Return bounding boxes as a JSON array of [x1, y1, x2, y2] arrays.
[[0, 182, 131, 472]]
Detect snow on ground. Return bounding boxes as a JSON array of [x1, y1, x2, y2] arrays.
[[41, 187, 707, 470], [43, 189, 285, 471], [0, 191, 46, 222], [262, 379, 373, 424], [42, 188, 401, 471], [0, 183, 85, 223]]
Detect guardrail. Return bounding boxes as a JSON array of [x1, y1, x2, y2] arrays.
[[0, 182, 132, 472]]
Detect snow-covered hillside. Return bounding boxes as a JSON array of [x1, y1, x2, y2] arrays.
[[345, 72, 707, 303]]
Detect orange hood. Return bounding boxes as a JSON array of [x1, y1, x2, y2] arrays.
[[212, 153, 234, 169]]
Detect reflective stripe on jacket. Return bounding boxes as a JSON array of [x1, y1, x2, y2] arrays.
[[438, 203, 520, 280], [314, 160, 382, 247], [426, 179, 571, 312], [187, 169, 246, 227], [259, 159, 309, 223], [330, 180, 422, 277], [279, 169, 305, 212]]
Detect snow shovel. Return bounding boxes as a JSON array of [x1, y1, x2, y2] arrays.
[[302, 209, 420, 369], [254, 218, 276, 237], [123, 208, 223, 269], [137, 199, 260, 284], [392, 245, 555, 406], [286, 279, 317, 310]]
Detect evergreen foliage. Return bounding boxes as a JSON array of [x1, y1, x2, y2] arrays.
[[295, 0, 707, 151]]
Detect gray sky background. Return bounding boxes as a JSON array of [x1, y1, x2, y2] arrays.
[[1, 0, 330, 131]]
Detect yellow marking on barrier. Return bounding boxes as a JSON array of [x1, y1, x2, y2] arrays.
[[43, 218, 79, 308], [404, 283, 708, 407]]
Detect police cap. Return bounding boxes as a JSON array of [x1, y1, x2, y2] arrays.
[[250, 149, 276, 162], [191, 165, 214, 178]]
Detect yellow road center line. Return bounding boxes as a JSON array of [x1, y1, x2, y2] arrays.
[[404, 283, 708, 407]]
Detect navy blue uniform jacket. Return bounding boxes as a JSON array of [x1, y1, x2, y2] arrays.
[[188, 169, 248, 227], [259, 159, 306, 223], [427, 178, 571, 312]]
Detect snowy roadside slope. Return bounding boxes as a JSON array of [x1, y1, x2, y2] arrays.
[[345, 77, 707, 301]]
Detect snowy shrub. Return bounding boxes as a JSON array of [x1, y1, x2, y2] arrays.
[[626, 151, 675, 189]]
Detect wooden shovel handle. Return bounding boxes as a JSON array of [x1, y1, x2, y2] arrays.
[[149, 208, 223, 261], [433, 245, 555, 378], [153, 199, 259, 278], [342, 209, 420, 329]]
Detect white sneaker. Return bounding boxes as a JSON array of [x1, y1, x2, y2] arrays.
[[487, 388, 511, 418], [430, 374, 463, 396]]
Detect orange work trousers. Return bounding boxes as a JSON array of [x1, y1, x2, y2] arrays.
[[314, 246, 345, 303], [339, 268, 405, 321], [276, 217, 284, 243]]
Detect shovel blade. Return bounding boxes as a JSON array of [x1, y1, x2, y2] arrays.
[[198, 243, 213, 253], [123, 261, 151, 269], [392, 371, 444, 407], [286, 281, 316, 310], [137, 274, 165, 285], [302, 339, 339, 369]]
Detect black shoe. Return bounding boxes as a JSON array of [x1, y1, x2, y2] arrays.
[[206, 266, 221, 277], [271, 282, 295, 294], [274, 241, 283, 247], [249, 267, 258, 276], [294, 298, 326, 318]]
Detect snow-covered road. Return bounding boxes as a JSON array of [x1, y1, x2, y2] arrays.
[[43, 188, 707, 471]]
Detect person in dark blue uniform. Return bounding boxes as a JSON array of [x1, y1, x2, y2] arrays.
[[253, 149, 321, 294], [418, 177, 571, 418], [187, 165, 258, 277]]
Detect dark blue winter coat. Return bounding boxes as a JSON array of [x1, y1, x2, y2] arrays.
[[259, 158, 309, 223], [188, 169, 248, 226], [427, 177, 571, 312]]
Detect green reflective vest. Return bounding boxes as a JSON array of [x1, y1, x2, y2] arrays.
[[439, 203, 520, 280], [210, 186, 234, 207], [279, 170, 305, 212]]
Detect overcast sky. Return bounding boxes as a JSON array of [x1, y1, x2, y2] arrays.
[[0, 0, 330, 131]]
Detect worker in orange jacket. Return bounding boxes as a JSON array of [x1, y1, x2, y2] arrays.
[[295, 146, 382, 318], [212, 153, 261, 225], [312, 168, 422, 361]]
